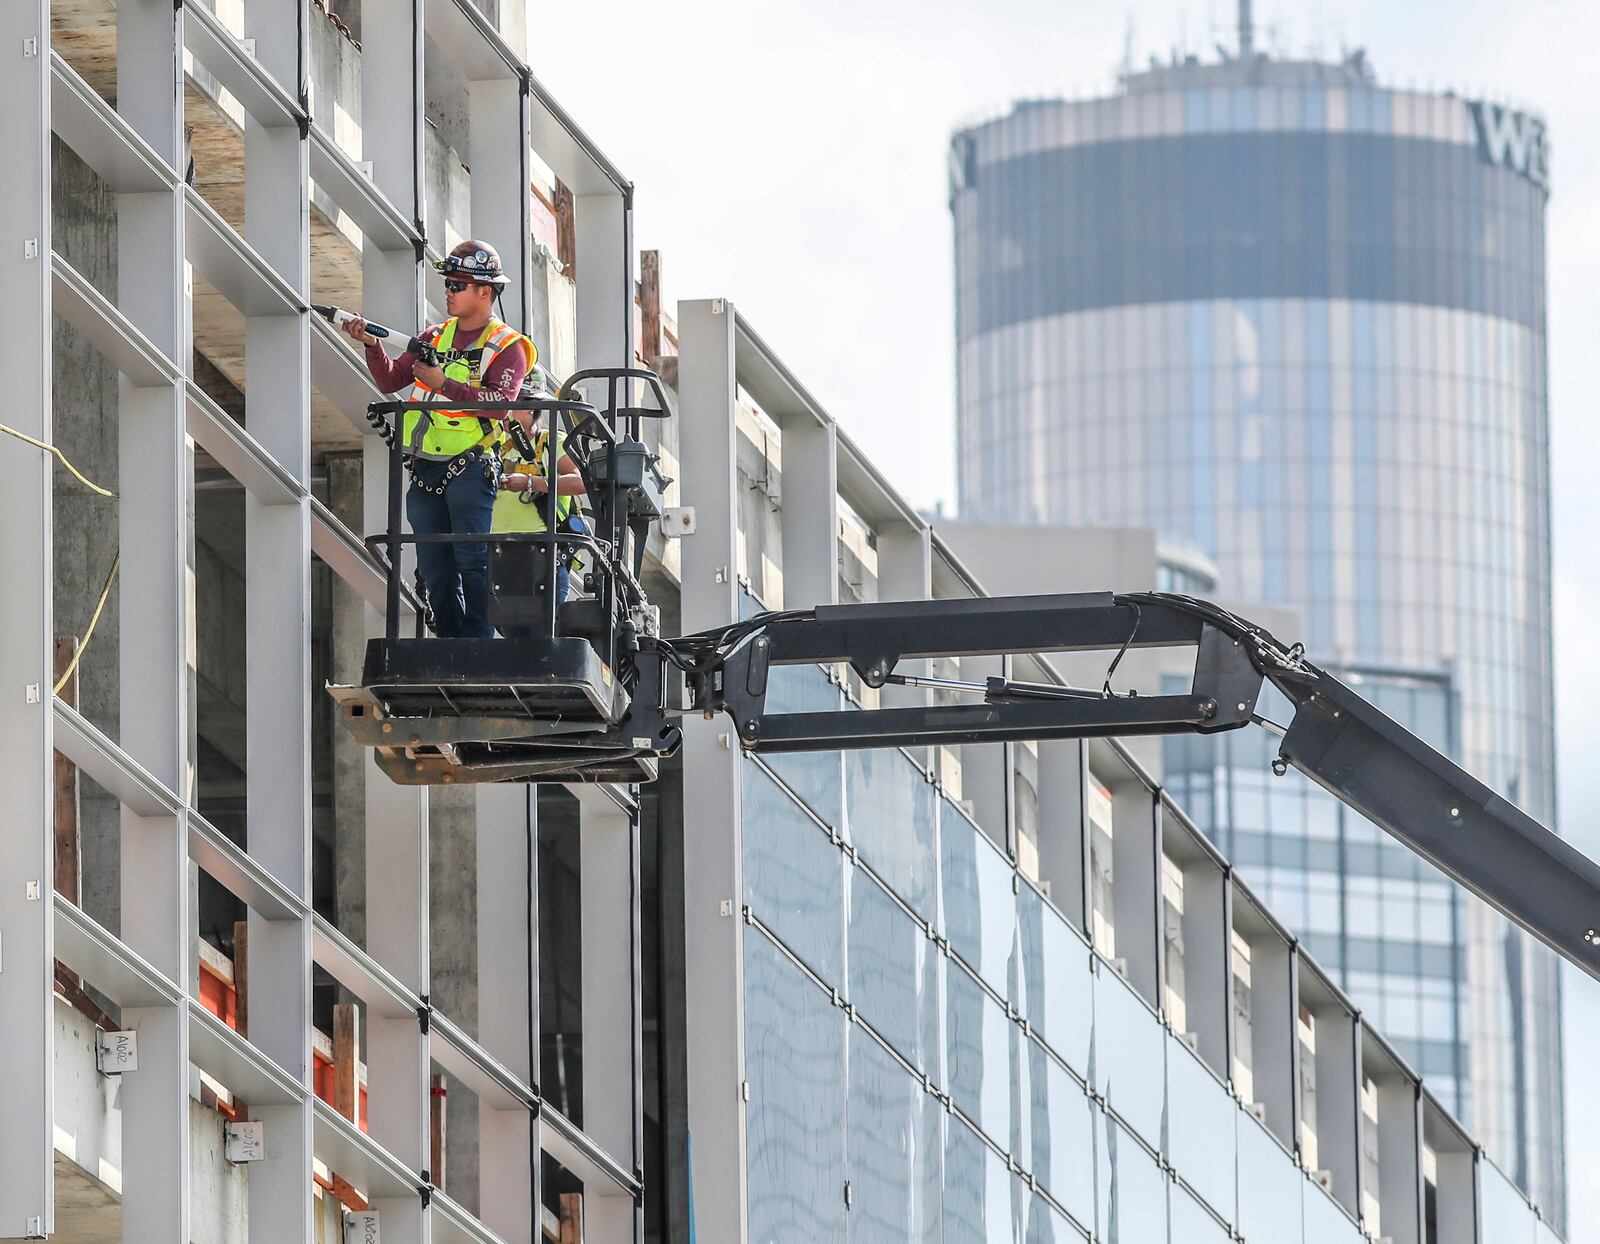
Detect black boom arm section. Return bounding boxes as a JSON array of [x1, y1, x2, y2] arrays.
[[682, 593, 1264, 751], [661, 590, 1600, 981]]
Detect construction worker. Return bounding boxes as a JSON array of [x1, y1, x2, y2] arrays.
[[494, 392, 587, 636], [341, 240, 533, 638]]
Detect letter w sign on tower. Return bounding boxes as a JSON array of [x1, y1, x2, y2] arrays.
[[1470, 100, 1550, 193]]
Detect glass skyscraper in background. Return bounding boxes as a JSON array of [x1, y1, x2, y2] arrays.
[[950, 38, 1562, 1224]]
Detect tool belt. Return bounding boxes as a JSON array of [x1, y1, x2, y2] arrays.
[[406, 443, 500, 497]]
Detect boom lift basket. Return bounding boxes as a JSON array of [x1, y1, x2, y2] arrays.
[[328, 369, 680, 785]]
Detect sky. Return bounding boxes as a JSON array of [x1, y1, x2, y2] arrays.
[[532, 1, 1600, 1233]]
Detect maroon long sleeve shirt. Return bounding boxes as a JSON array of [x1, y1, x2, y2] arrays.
[[363, 324, 530, 405]]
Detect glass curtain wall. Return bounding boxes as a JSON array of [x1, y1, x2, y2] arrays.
[[737, 636, 1379, 1242]]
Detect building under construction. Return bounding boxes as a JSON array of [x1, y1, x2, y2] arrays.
[[0, 0, 1569, 1241]]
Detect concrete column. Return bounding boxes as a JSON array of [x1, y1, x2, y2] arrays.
[[676, 299, 746, 1244], [0, 2, 53, 1228]]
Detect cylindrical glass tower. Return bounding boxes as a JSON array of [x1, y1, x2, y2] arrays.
[[951, 54, 1560, 1219]]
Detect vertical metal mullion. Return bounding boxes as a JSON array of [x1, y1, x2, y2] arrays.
[[675, 299, 748, 1243], [364, 6, 430, 1236], [621, 184, 636, 367], [0, 1, 55, 1232], [241, 5, 315, 1238], [631, 802, 645, 1244]]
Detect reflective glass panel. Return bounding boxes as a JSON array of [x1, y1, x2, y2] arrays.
[[1091, 964, 1166, 1147], [1023, 1039, 1095, 1230], [847, 747, 938, 919], [744, 930, 846, 1240], [1236, 1111, 1303, 1244], [1021, 1189, 1077, 1244], [943, 1113, 1013, 1243], [945, 961, 1012, 1150], [1166, 1034, 1237, 1225], [942, 801, 1019, 998], [963, 134, 1545, 333], [764, 664, 844, 824], [847, 1025, 942, 1244], [1017, 884, 1093, 1077], [848, 867, 941, 1078], [1479, 1159, 1537, 1244], [1096, 1110, 1168, 1244], [1303, 1179, 1364, 1244], [742, 760, 844, 983], [1171, 1185, 1232, 1244]]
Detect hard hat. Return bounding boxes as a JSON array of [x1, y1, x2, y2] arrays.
[[434, 240, 510, 288]]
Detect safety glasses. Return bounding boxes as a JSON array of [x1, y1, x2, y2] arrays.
[[442, 279, 474, 294]]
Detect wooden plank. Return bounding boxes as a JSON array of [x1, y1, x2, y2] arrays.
[[330, 1171, 370, 1213], [640, 250, 661, 367], [430, 1072, 447, 1189], [53, 636, 81, 906], [53, 960, 116, 1031], [558, 1192, 583, 1244], [232, 918, 249, 1040], [555, 180, 576, 278], [333, 1002, 361, 1123]]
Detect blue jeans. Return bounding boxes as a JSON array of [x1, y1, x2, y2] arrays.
[[406, 455, 497, 638], [499, 564, 570, 638]]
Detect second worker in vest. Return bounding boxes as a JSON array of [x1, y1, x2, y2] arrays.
[[494, 397, 587, 637], [341, 240, 534, 638]]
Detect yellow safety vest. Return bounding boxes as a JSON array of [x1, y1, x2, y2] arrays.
[[494, 430, 576, 534], [402, 318, 535, 460]]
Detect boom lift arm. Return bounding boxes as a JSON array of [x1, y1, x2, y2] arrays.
[[647, 592, 1600, 982]]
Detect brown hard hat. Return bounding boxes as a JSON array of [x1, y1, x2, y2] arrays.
[[433, 239, 510, 287]]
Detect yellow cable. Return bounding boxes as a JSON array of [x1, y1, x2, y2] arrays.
[[0, 423, 118, 498], [54, 553, 120, 697], [0, 424, 122, 694]]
